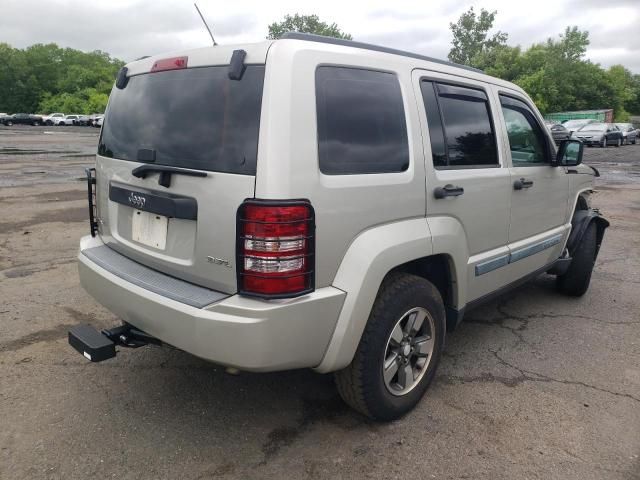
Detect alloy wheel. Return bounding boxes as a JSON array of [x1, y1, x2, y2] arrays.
[[382, 307, 436, 396]]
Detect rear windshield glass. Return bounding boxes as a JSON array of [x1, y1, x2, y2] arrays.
[[99, 65, 265, 175]]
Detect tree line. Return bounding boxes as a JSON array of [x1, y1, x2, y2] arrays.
[[0, 43, 122, 114], [1, 11, 638, 119], [448, 8, 640, 120]]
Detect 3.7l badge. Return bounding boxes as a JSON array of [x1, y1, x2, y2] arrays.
[[207, 256, 232, 268]]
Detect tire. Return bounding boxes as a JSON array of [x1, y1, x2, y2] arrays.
[[601, 138, 607, 148], [557, 222, 597, 297], [46, 120, 53, 126], [335, 273, 445, 421], [32, 121, 40, 126]]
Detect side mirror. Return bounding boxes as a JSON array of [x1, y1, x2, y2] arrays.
[[556, 139, 583, 167]]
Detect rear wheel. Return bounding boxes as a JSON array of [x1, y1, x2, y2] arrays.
[[557, 222, 597, 296], [335, 273, 445, 421]]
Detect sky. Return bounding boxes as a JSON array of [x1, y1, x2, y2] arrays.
[[2, 0, 639, 73]]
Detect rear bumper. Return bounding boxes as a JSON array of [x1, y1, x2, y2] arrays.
[[77, 235, 346, 372]]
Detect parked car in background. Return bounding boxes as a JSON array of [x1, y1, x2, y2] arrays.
[[0, 113, 12, 125], [8, 113, 44, 126], [614, 123, 637, 145], [43, 113, 65, 125], [544, 120, 570, 144], [77, 115, 92, 126], [94, 115, 104, 127], [54, 114, 80, 126], [562, 118, 597, 135], [89, 114, 105, 127], [572, 122, 623, 147]]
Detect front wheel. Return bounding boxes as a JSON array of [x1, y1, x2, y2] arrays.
[[335, 273, 445, 421], [557, 222, 597, 296]]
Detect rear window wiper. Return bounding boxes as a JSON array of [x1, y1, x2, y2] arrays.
[[131, 164, 206, 188]]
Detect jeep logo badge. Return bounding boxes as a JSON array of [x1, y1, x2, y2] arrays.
[[128, 192, 146, 209]]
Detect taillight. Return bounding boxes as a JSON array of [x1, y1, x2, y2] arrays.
[[237, 199, 315, 298]]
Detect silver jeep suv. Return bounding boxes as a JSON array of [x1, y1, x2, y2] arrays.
[[69, 33, 608, 420]]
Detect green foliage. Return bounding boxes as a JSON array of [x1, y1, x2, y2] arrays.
[[606, 65, 636, 121], [449, 9, 640, 117], [626, 74, 640, 115], [448, 7, 507, 66], [0, 42, 123, 114], [267, 14, 352, 40]]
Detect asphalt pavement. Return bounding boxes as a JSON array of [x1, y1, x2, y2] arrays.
[[1, 125, 639, 479]]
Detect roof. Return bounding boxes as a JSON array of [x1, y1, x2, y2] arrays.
[[280, 32, 484, 74]]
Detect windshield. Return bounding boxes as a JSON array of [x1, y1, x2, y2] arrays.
[[578, 123, 606, 132], [99, 65, 265, 175]]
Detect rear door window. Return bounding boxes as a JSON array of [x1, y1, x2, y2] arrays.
[[420, 80, 499, 169], [99, 65, 265, 175], [315, 66, 409, 175]]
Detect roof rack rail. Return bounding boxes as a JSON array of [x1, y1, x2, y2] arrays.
[[280, 32, 484, 74]]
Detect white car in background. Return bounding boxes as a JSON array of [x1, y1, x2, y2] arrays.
[[53, 114, 80, 126], [43, 113, 65, 125], [614, 123, 638, 145]]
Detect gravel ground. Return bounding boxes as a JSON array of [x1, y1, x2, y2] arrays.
[[1, 125, 639, 480]]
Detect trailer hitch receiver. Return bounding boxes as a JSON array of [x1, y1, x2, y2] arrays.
[[68, 323, 161, 362]]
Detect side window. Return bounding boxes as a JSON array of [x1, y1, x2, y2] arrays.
[[420, 81, 447, 168], [316, 66, 409, 175], [499, 95, 549, 165], [420, 81, 498, 168]]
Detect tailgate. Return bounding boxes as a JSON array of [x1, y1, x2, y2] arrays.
[[94, 59, 266, 294]]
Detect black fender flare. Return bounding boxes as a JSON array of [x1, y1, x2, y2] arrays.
[[566, 209, 609, 259]]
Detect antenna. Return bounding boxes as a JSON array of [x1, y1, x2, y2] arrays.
[[194, 3, 217, 46]]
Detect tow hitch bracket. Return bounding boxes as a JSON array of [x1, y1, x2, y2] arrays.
[[68, 323, 160, 362]]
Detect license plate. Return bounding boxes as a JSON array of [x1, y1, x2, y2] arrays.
[[132, 210, 168, 250]]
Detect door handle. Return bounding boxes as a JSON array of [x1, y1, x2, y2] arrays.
[[434, 184, 464, 199], [513, 178, 534, 190]]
